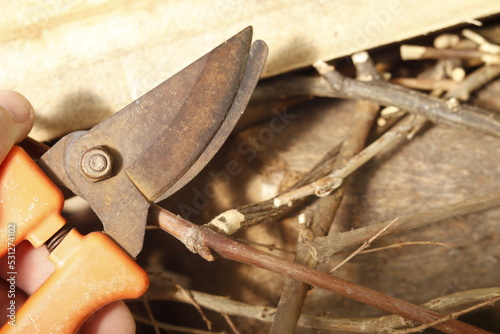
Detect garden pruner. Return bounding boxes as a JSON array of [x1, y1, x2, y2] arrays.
[[0, 26, 267, 333]]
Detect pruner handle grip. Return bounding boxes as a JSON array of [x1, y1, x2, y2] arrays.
[[0, 146, 148, 333]]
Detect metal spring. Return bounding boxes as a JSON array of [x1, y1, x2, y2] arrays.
[[46, 225, 73, 253]]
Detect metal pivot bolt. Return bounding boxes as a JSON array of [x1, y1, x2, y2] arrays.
[[80, 146, 114, 182]]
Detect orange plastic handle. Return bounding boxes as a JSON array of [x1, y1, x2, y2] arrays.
[[0, 146, 148, 333], [0, 146, 66, 253]]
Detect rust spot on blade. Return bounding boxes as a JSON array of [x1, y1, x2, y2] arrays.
[[126, 27, 253, 201]]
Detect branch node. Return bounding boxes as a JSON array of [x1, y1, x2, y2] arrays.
[[184, 228, 215, 262], [315, 177, 343, 197]]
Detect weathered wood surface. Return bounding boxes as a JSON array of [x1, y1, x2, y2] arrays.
[[1, 1, 499, 141]]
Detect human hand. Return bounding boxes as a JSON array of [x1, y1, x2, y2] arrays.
[[0, 90, 136, 333], [0, 90, 34, 162]]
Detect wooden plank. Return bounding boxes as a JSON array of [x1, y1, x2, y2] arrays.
[[1, 0, 499, 141]]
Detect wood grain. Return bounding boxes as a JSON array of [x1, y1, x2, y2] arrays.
[[1, 1, 499, 141]]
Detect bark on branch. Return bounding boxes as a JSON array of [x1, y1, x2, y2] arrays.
[[149, 204, 493, 334]]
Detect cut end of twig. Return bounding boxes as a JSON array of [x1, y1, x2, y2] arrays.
[[206, 209, 245, 236], [481, 54, 500, 65], [313, 60, 334, 75], [400, 45, 426, 60], [434, 33, 460, 49], [451, 67, 466, 82], [462, 28, 500, 54], [273, 196, 289, 208], [380, 106, 401, 117], [352, 51, 369, 64]]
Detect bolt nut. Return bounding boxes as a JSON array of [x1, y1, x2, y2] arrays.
[[80, 146, 114, 182]]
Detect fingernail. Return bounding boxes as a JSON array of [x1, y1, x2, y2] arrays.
[[0, 91, 33, 124]]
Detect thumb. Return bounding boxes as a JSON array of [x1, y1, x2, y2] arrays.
[[0, 90, 34, 163]]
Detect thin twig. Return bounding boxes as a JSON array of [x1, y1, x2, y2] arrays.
[[462, 29, 500, 54], [391, 78, 457, 91], [310, 190, 500, 261], [142, 295, 160, 334], [149, 205, 491, 334], [273, 114, 420, 207], [313, 60, 500, 137], [270, 51, 382, 334], [205, 142, 341, 234], [133, 314, 225, 334], [329, 218, 399, 273], [173, 280, 213, 330], [394, 296, 500, 334], [234, 238, 295, 254], [445, 65, 500, 101], [221, 314, 241, 334], [400, 45, 500, 64], [274, 58, 500, 207], [358, 241, 455, 254], [220, 58, 500, 231], [206, 108, 406, 234], [145, 275, 500, 333]]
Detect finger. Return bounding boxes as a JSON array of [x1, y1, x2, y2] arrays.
[[0, 90, 35, 162], [79, 301, 136, 334], [0, 241, 54, 295]]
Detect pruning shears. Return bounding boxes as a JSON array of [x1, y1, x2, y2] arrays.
[[0, 27, 267, 333]]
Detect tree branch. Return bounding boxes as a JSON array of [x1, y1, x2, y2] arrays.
[[310, 190, 500, 261], [145, 277, 500, 333], [270, 51, 381, 334], [313, 60, 500, 137], [400, 45, 500, 64], [273, 114, 420, 207], [149, 204, 492, 334]]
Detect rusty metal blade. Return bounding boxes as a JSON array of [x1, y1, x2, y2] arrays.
[[125, 26, 255, 202], [154, 40, 268, 202], [39, 27, 267, 257]]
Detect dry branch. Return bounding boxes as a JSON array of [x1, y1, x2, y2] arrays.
[[462, 29, 500, 54], [328, 218, 399, 273], [446, 65, 500, 100], [142, 296, 160, 334], [149, 204, 491, 334], [208, 48, 500, 240], [270, 51, 382, 333], [273, 58, 500, 207], [310, 190, 500, 261], [205, 143, 341, 234], [393, 297, 500, 334], [273, 114, 421, 207], [313, 60, 500, 137], [400, 45, 500, 64], [134, 314, 223, 334], [145, 272, 500, 333], [391, 77, 457, 91]]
